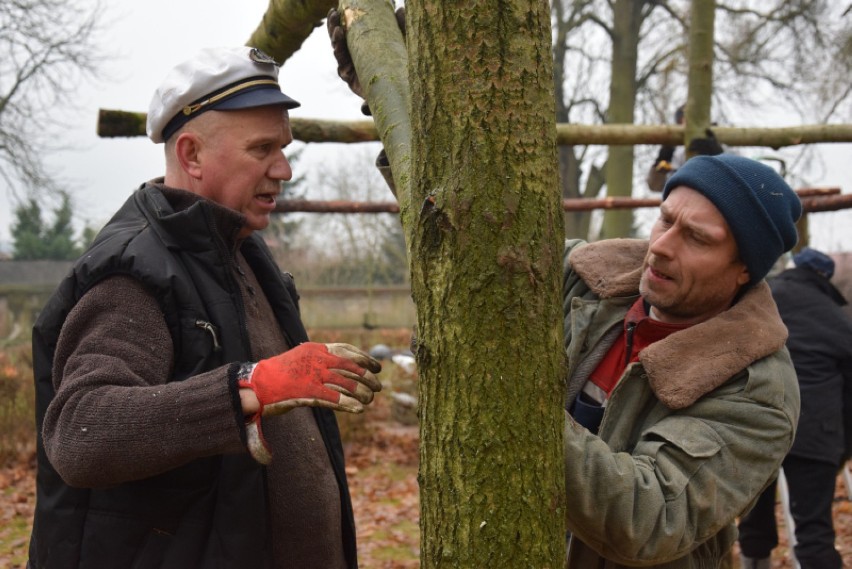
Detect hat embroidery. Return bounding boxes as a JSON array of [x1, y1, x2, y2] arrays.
[[249, 48, 278, 65], [181, 78, 280, 116]]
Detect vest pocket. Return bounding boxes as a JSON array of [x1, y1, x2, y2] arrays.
[[130, 527, 172, 569], [79, 512, 170, 569], [177, 316, 224, 373]]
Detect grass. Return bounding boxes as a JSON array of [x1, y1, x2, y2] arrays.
[[0, 343, 35, 466], [0, 514, 31, 568]]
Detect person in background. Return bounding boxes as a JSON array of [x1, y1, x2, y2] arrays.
[[27, 46, 382, 569], [738, 247, 852, 569], [646, 104, 725, 192]]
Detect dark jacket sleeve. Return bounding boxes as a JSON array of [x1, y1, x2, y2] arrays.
[[843, 359, 852, 464], [771, 269, 852, 464]]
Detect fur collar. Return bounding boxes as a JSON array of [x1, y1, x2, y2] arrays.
[[569, 239, 788, 409]]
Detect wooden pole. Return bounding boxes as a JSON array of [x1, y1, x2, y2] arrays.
[[97, 109, 852, 148], [275, 188, 846, 214]]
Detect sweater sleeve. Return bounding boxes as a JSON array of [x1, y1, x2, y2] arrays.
[[43, 275, 248, 488]]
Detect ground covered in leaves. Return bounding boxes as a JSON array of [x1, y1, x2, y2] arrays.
[[0, 398, 421, 569], [2, 351, 852, 568], [4, 419, 852, 568]]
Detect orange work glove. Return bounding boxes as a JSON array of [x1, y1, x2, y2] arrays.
[[238, 342, 382, 463]]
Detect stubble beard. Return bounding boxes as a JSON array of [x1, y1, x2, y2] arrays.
[[639, 263, 693, 322], [639, 275, 677, 318]]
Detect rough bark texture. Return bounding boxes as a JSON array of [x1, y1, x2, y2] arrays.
[[406, 2, 566, 567], [684, 0, 716, 153], [245, 0, 337, 62], [601, 0, 644, 239]]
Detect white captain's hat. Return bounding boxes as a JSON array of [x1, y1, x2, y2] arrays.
[[146, 46, 300, 143]]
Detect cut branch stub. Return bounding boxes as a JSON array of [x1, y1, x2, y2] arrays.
[[245, 0, 338, 63]]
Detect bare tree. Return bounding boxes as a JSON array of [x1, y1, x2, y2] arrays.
[[550, 0, 852, 239], [279, 146, 407, 287], [551, 0, 607, 239], [0, 0, 105, 198], [317, 146, 405, 286]]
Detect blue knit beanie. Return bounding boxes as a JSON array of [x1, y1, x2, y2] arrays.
[[662, 154, 802, 285], [793, 247, 835, 279]]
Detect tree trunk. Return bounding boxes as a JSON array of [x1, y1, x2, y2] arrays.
[[407, 1, 566, 567], [684, 0, 716, 152], [246, 0, 337, 63], [600, 0, 643, 239]]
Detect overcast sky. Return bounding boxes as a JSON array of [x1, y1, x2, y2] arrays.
[[1, 0, 850, 252], [0, 0, 364, 246]]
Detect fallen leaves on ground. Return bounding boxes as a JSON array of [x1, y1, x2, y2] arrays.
[[736, 472, 852, 568], [0, 415, 421, 569], [4, 416, 852, 568], [0, 452, 35, 569], [347, 422, 420, 569]]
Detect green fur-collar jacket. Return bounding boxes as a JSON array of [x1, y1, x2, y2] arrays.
[[562, 239, 800, 569]]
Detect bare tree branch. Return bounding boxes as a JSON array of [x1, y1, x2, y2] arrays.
[[0, 0, 106, 199], [245, 0, 337, 63]]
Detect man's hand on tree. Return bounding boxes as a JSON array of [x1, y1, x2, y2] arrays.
[[327, 7, 364, 101], [326, 6, 406, 117], [687, 128, 724, 156]]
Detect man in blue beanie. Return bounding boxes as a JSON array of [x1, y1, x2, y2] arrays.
[[561, 154, 803, 568], [737, 247, 852, 569]]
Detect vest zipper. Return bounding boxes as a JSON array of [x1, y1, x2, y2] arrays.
[[207, 210, 252, 359], [195, 320, 222, 352]]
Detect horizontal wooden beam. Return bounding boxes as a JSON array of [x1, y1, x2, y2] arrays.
[[275, 188, 846, 214], [97, 109, 852, 148]]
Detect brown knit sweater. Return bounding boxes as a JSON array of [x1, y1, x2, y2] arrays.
[[43, 185, 347, 568]]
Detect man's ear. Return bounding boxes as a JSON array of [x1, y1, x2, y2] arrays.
[[174, 132, 203, 180], [737, 264, 751, 286]]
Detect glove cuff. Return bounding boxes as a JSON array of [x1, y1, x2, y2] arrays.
[[246, 418, 273, 465], [234, 361, 272, 464]]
